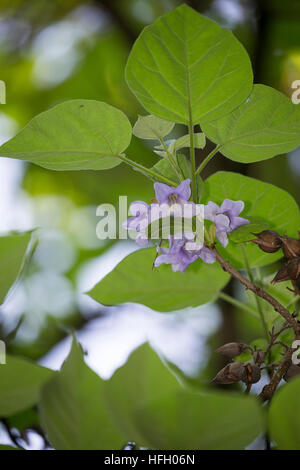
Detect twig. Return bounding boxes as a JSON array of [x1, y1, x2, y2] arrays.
[[212, 247, 300, 334], [258, 347, 294, 402]]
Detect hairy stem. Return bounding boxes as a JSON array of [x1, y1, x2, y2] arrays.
[[188, 121, 197, 202], [195, 145, 220, 176], [118, 154, 176, 186], [258, 347, 294, 402], [212, 247, 300, 334]]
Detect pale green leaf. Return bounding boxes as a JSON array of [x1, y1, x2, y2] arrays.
[[202, 85, 300, 163], [126, 5, 253, 125], [0, 232, 32, 305], [0, 100, 132, 171], [203, 171, 300, 268], [0, 356, 53, 417], [104, 343, 265, 449], [173, 132, 206, 151], [133, 114, 175, 139], [269, 377, 300, 449], [88, 248, 230, 311], [39, 338, 123, 450]]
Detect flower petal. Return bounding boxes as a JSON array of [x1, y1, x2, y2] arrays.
[[221, 199, 244, 217], [216, 229, 229, 247], [154, 182, 173, 204], [204, 201, 220, 221], [175, 179, 191, 201], [198, 247, 216, 264]]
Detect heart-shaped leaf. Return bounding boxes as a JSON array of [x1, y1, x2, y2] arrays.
[[0, 100, 132, 171], [88, 247, 230, 311], [269, 377, 300, 449], [203, 171, 300, 268], [0, 231, 33, 305], [126, 5, 253, 125], [202, 84, 300, 163]]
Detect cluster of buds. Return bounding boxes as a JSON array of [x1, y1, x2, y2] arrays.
[[251, 230, 300, 287], [212, 342, 262, 386]]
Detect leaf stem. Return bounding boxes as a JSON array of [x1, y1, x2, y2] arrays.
[[158, 137, 184, 181], [218, 291, 258, 318], [118, 154, 176, 186], [195, 145, 220, 176], [188, 121, 197, 202]]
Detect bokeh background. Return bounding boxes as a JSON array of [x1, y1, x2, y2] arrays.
[[0, 0, 299, 449]]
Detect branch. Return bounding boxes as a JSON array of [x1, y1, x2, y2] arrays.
[[258, 347, 294, 402], [212, 247, 300, 334]]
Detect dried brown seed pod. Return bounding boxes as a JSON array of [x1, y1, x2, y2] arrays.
[[251, 230, 282, 253], [287, 258, 300, 281], [271, 263, 291, 284], [253, 349, 264, 364], [212, 362, 247, 385], [284, 364, 300, 382], [280, 236, 300, 259], [244, 363, 261, 384], [215, 342, 249, 358]]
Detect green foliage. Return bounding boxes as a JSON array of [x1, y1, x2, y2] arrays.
[[0, 232, 33, 305], [0, 100, 132, 171], [269, 377, 300, 449], [125, 4, 253, 125], [88, 247, 230, 311], [103, 342, 265, 450], [203, 171, 300, 268], [39, 339, 123, 450], [229, 217, 270, 243], [0, 356, 53, 417], [133, 114, 175, 139], [202, 85, 300, 163]]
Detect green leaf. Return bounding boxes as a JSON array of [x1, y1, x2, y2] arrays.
[[0, 232, 33, 305], [202, 84, 300, 163], [0, 356, 53, 417], [203, 171, 300, 268], [0, 100, 132, 171], [173, 132, 206, 151], [39, 338, 123, 450], [151, 157, 179, 183], [125, 4, 253, 125], [88, 248, 230, 312], [0, 445, 22, 450], [104, 343, 265, 449], [269, 377, 300, 449], [229, 217, 270, 243], [133, 114, 175, 139]]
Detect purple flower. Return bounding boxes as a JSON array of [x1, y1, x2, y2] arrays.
[[154, 237, 216, 273], [123, 201, 150, 247], [204, 199, 249, 247], [154, 179, 198, 217]]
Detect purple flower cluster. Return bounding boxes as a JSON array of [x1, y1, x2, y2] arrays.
[[124, 179, 249, 273]]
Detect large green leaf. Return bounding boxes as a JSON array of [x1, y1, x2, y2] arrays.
[[269, 377, 300, 449], [0, 100, 132, 171], [125, 5, 253, 125], [0, 232, 32, 305], [104, 343, 265, 450], [203, 171, 300, 268], [202, 84, 300, 163], [88, 248, 230, 312], [0, 356, 53, 417], [39, 339, 123, 450]]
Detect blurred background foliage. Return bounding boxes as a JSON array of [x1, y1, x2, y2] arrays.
[[0, 0, 299, 424]]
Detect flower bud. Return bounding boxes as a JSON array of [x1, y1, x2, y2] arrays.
[[244, 363, 261, 384], [212, 362, 247, 384], [251, 230, 282, 253], [280, 236, 300, 259], [284, 364, 300, 382], [215, 342, 249, 358], [287, 258, 300, 281]]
